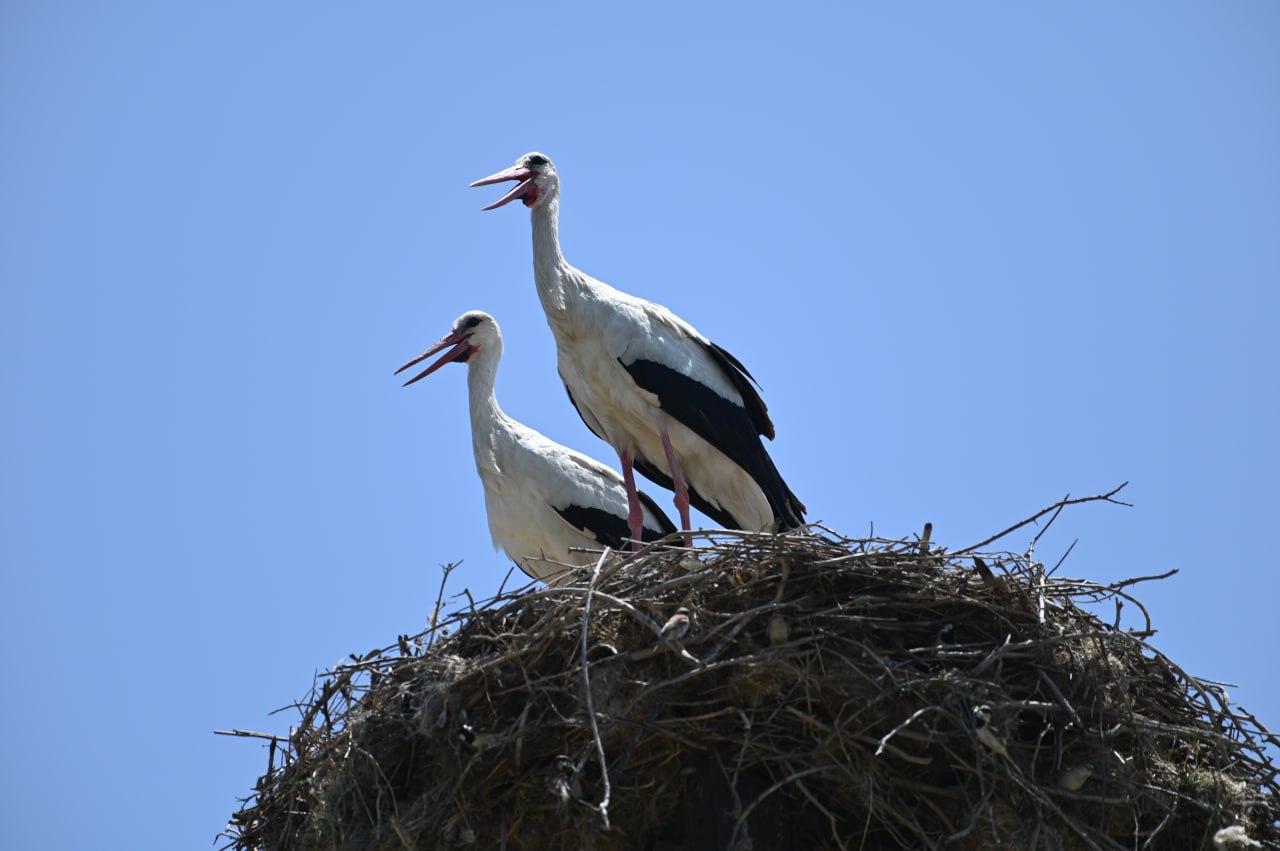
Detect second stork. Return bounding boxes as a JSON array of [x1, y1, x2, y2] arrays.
[[397, 311, 675, 581]]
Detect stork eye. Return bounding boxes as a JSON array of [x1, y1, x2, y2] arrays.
[[526, 154, 549, 167], [464, 316, 483, 329]]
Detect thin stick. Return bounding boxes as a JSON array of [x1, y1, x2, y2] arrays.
[[214, 729, 289, 743], [427, 561, 458, 649], [876, 706, 938, 757], [956, 483, 1131, 555], [728, 765, 831, 848], [1108, 569, 1178, 591], [1030, 496, 1069, 549], [580, 546, 612, 831], [1047, 538, 1078, 577]]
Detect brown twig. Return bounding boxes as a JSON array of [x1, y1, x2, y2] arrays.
[[580, 546, 612, 832], [956, 482, 1132, 555]]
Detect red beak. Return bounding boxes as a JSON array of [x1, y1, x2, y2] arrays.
[[469, 164, 536, 210], [395, 330, 473, 386]]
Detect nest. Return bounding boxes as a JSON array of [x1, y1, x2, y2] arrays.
[[222, 498, 1279, 850]]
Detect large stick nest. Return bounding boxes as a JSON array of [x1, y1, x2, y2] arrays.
[[223, 514, 1279, 850]]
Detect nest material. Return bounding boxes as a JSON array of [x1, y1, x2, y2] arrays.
[[223, 522, 1279, 850]]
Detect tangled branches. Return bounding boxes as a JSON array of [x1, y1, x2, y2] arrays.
[[222, 499, 1278, 850]]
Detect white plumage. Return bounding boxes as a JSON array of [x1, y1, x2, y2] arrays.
[[397, 311, 676, 582], [471, 153, 805, 544]]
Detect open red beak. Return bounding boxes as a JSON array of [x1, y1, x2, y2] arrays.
[[395, 330, 473, 386], [469, 165, 536, 210]]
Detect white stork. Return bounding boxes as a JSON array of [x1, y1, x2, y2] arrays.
[[470, 153, 806, 545], [397, 310, 676, 582]]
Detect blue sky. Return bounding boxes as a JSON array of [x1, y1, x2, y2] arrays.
[[2, 2, 1277, 847]]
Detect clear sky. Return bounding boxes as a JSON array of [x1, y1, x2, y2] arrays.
[[2, 2, 1277, 847]]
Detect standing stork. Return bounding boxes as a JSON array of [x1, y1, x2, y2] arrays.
[[397, 310, 676, 582], [470, 153, 806, 545]]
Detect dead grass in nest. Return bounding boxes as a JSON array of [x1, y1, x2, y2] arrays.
[[221, 489, 1279, 850]]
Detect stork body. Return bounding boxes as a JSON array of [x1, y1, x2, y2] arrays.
[[472, 154, 806, 541], [397, 311, 676, 582]]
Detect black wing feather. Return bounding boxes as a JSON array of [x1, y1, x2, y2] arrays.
[[554, 501, 676, 550], [705, 341, 774, 440], [622, 357, 806, 531]]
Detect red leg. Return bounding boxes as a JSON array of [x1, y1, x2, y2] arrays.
[[618, 449, 644, 551], [660, 431, 693, 546]]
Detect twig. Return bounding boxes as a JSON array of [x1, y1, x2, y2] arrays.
[[1037, 669, 1084, 730], [580, 546, 612, 831], [427, 561, 458, 649], [956, 483, 1131, 555], [1030, 495, 1069, 549], [876, 707, 939, 757], [1047, 538, 1078, 577], [214, 729, 290, 743], [728, 765, 832, 849], [774, 558, 791, 604], [1108, 569, 1178, 591]]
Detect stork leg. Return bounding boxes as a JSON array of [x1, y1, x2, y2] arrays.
[[618, 449, 644, 551], [660, 431, 694, 546]]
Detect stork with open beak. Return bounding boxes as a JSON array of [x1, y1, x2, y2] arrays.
[[397, 310, 676, 582], [471, 153, 806, 546]]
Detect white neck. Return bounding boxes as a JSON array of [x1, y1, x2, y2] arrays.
[[529, 191, 584, 317], [530, 192, 565, 270], [465, 344, 506, 464]]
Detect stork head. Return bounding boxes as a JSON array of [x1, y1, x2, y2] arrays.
[[470, 152, 558, 211], [396, 311, 500, 386]]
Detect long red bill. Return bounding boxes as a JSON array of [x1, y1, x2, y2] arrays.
[[396, 332, 471, 386], [470, 165, 535, 210]]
